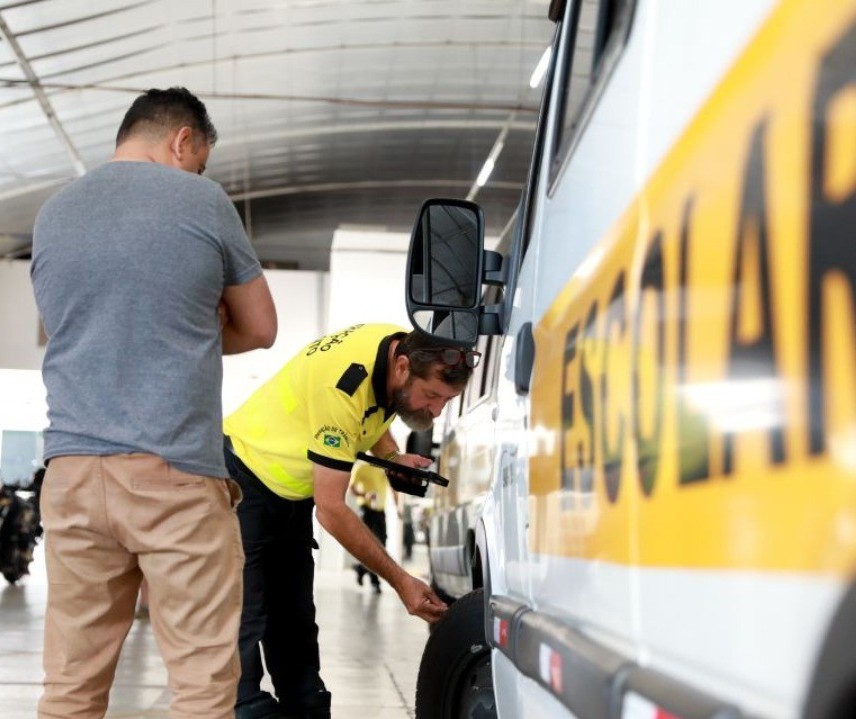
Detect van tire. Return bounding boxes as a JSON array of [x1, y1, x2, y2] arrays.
[[430, 578, 456, 606], [415, 588, 496, 719], [803, 582, 856, 719]]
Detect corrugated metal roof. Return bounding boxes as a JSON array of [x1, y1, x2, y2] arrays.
[[0, 0, 553, 268]]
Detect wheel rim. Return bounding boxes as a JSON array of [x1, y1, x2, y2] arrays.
[[450, 650, 495, 719]]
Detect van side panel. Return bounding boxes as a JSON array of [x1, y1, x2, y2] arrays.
[[526, 0, 856, 714]]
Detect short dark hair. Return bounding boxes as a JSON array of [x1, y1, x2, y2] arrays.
[[395, 331, 474, 388], [116, 87, 217, 147]]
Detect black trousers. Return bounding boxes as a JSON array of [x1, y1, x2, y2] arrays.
[[224, 441, 325, 708], [355, 507, 387, 587]]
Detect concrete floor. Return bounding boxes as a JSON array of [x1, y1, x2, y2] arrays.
[[0, 544, 431, 718]]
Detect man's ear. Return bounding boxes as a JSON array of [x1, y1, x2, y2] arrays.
[[393, 354, 410, 385], [169, 126, 193, 160]]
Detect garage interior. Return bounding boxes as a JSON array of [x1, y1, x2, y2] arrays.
[[0, 1, 552, 717]]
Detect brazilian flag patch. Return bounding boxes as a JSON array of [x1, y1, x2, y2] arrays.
[[323, 434, 342, 448]]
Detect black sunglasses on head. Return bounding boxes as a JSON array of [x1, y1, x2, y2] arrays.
[[411, 347, 482, 369]]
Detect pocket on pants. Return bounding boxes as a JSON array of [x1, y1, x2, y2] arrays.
[[226, 477, 244, 509], [40, 457, 91, 529], [128, 460, 215, 529], [222, 478, 243, 510], [130, 459, 207, 491]]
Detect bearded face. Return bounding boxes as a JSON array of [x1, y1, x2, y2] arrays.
[[390, 379, 434, 431]]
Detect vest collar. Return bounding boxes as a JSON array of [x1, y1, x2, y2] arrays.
[[372, 331, 407, 417]]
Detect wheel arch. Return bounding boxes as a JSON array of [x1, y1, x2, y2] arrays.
[[474, 517, 494, 600], [467, 529, 484, 590]]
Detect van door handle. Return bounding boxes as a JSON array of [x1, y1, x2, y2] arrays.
[[514, 322, 535, 394]]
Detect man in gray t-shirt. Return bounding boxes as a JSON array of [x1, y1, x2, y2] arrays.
[[30, 87, 277, 719]]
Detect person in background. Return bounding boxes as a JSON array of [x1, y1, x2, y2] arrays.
[[400, 429, 432, 563], [223, 323, 478, 719], [30, 86, 277, 719], [401, 501, 416, 562], [350, 462, 393, 593]]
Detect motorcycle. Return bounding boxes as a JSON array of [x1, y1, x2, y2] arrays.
[[0, 469, 43, 585]]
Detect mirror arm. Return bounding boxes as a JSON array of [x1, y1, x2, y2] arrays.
[[548, 0, 566, 21], [483, 250, 507, 286], [478, 304, 504, 335]]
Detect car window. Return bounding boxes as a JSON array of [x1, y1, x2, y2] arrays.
[[550, 0, 636, 182]]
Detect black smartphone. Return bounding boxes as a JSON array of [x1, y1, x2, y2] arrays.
[[355, 451, 449, 488]]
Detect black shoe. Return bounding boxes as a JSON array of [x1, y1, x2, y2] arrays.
[[280, 688, 332, 719], [372, 583, 381, 594], [353, 563, 364, 586], [235, 691, 282, 719]]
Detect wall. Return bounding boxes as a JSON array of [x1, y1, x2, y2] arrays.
[[0, 260, 43, 371], [326, 227, 411, 330], [0, 262, 47, 476], [223, 269, 328, 414], [0, 266, 330, 433]]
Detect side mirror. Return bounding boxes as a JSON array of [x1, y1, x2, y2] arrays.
[[406, 199, 485, 346]]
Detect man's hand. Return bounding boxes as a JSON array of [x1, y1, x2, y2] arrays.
[[390, 452, 432, 470], [393, 573, 447, 623], [385, 452, 432, 489], [314, 463, 444, 623]]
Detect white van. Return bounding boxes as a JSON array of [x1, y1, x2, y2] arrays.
[[404, 0, 856, 718]]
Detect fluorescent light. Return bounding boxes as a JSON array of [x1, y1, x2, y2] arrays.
[[467, 116, 513, 200], [476, 137, 506, 188], [529, 46, 552, 88], [476, 157, 495, 187]]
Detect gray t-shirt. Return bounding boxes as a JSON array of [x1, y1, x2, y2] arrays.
[[31, 161, 262, 477]]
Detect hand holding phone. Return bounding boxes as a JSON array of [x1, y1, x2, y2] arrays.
[[355, 452, 450, 497]]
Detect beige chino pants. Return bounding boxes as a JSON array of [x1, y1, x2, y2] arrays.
[[38, 454, 244, 719]]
